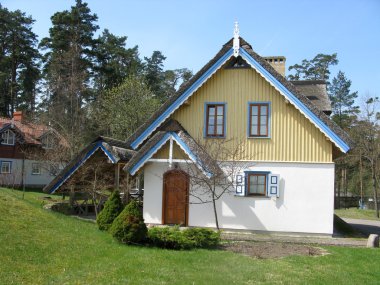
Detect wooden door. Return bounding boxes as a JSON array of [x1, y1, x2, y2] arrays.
[[163, 170, 189, 226]]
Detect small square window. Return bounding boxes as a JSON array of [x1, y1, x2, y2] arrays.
[[1, 161, 11, 174], [32, 163, 41, 175], [247, 173, 267, 196]]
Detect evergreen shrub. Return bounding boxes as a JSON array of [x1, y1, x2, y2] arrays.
[[96, 190, 123, 231], [109, 199, 147, 244]]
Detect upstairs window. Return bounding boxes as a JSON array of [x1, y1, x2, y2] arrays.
[[205, 103, 226, 137], [42, 134, 56, 149], [248, 103, 270, 138], [1, 130, 15, 145]]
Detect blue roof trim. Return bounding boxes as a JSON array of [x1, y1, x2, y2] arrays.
[[48, 142, 117, 194], [130, 132, 212, 178], [130, 132, 172, 175], [239, 48, 350, 153], [130, 48, 235, 149]]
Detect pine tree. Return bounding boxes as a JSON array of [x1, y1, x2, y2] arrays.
[[329, 71, 358, 129]]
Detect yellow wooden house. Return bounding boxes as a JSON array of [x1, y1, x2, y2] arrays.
[[123, 30, 351, 235]]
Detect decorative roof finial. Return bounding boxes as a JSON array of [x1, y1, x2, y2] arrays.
[[233, 21, 240, 57]]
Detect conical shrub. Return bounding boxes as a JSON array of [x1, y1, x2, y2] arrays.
[[96, 190, 123, 231], [109, 199, 147, 244]]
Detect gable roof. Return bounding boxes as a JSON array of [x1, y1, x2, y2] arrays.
[[126, 37, 352, 153], [43, 136, 135, 194], [0, 117, 66, 146], [124, 130, 216, 178]]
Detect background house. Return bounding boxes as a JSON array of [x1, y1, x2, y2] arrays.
[[0, 111, 66, 188]]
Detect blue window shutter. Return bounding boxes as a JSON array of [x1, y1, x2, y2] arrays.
[[268, 174, 280, 197], [235, 172, 245, 196]]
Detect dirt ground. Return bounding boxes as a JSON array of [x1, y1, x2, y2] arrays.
[[221, 241, 327, 259]]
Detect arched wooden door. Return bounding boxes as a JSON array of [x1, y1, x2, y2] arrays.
[[162, 170, 189, 226]]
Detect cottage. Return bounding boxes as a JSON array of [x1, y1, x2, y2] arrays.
[[0, 111, 66, 188], [46, 27, 352, 235]]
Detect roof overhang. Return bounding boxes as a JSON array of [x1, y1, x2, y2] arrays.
[[45, 141, 118, 194], [127, 132, 212, 178]]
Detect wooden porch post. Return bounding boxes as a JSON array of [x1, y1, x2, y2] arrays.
[[115, 163, 120, 190]]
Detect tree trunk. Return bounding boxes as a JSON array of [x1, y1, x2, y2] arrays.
[[212, 180, 219, 230], [372, 162, 379, 218], [359, 151, 363, 208]]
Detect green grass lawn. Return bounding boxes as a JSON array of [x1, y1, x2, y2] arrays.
[[335, 207, 380, 221], [1, 188, 380, 285]]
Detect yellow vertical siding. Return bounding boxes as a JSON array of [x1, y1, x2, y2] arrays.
[[171, 67, 332, 162]]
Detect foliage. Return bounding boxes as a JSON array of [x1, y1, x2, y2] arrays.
[[93, 75, 160, 140], [0, 4, 41, 117], [3, 188, 380, 285], [147, 226, 220, 250], [287, 53, 338, 82], [96, 190, 123, 231], [329, 71, 359, 129], [182, 227, 221, 248], [109, 199, 147, 244]]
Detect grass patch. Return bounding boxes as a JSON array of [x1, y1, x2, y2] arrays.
[[1, 187, 380, 284], [335, 207, 380, 221]]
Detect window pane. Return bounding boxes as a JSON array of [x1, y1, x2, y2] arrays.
[[217, 116, 223, 125], [217, 105, 224, 115], [261, 106, 268, 115], [208, 107, 215, 116], [251, 116, 258, 125], [251, 126, 258, 135], [257, 185, 265, 194], [208, 126, 214, 135], [260, 115, 267, 125], [208, 115, 215, 125], [251, 106, 258, 116], [258, 175, 265, 184], [260, 125, 267, 135], [216, 125, 223, 135]]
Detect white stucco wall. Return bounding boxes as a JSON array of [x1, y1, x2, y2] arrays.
[[0, 158, 57, 187], [143, 161, 335, 235]]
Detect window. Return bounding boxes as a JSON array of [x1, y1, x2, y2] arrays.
[[248, 103, 270, 137], [247, 173, 267, 196], [42, 133, 56, 149], [32, 163, 41, 175], [0, 161, 11, 174], [205, 103, 226, 137], [1, 130, 15, 145]]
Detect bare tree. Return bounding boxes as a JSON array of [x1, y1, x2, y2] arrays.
[[178, 138, 250, 230]]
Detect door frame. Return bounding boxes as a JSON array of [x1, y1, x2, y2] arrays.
[[162, 169, 189, 226]]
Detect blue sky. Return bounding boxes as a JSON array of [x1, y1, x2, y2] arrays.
[[3, 0, 380, 99]]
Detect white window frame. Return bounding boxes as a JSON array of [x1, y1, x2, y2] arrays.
[[31, 163, 41, 175], [0, 161, 11, 174], [1, 130, 15, 145]]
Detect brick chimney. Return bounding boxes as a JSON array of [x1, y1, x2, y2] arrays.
[[13, 111, 23, 122], [263, 56, 286, 77]]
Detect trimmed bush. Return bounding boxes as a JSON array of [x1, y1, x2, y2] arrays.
[[96, 190, 123, 231], [182, 228, 220, 248], [147, 226, 220, 250], [109, 199, 147, 244]]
